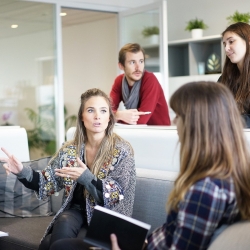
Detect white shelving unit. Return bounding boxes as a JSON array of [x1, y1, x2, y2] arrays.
[[167, 35, 225, 120], [168, 35, 225, 99], [168, 35, 224, 77]]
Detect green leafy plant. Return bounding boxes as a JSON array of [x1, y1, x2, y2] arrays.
[[227, 11, 250, 24], [25, 104, 77, 156], [142, 26, 159, 37], [185, 18, 208, 31], [25, 105, 56, 156], [64, 106, 77, 133]]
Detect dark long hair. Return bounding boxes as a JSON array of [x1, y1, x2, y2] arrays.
[[220, 22, 250, 114]]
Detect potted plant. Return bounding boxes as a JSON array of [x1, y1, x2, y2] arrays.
[[25, 104, 76, 158], [185, 18, 208, 39], [141, 26, 159, 44], [226, 11, 250, 24]]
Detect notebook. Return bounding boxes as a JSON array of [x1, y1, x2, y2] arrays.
[[83, 205, 151, 250]]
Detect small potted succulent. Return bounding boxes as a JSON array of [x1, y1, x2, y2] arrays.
[[141, 26, 159, 44], [185, 18, 208, 39], [226, 11, 250, 24]]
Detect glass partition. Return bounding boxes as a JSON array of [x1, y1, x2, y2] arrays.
[[120, 9, 160, 72], [0, 0, 57, 159], [119, 0, 169, 97]]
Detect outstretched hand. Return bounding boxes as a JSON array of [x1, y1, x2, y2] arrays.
[[0, 147, 23, 175], [55, 157, 87, 180]]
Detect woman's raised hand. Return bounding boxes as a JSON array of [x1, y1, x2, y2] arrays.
[[55, 157, 87, 181], [0, 147, 23, 175]]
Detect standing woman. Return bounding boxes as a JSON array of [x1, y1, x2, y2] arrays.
[[0, 88, 136, 249], [219, 22, 250, 127]]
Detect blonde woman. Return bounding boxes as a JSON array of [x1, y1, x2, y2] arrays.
[[111, 81, 250, 250], [1, 88, 136, 250]]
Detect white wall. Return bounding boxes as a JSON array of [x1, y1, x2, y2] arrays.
[[62, 16, 118, 117], [167, 0, 250, 41]]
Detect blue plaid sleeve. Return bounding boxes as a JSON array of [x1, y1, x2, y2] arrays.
[[171, 177, 233, 249], [147, 177, 237, 250]]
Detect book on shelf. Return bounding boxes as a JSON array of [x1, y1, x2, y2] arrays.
[[0, 231, 8, 237], [83, 205, 151, 250]]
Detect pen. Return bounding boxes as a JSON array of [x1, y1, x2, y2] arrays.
[[144, 112, 151, 114]]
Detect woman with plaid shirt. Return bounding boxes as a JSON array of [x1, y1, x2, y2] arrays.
[[111, 81, 250, 250]]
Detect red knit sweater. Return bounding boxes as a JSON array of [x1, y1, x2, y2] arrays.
[[110, 71, 171, 125]]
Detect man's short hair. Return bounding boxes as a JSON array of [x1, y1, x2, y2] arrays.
[[118, 43, 145, 66]]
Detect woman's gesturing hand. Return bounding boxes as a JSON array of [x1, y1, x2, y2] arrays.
[[0, 147, 23, 175], [55, 157, 87, 180]]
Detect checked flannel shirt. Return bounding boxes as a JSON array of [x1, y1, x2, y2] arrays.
[[147, 177, 240, 250]]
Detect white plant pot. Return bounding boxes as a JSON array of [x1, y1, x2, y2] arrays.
[[191, 29, 203, 39], [149, 34, 159, 44]]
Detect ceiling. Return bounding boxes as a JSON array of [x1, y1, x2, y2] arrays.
[[0, 0, 117, 39]]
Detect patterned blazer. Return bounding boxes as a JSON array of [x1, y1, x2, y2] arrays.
[[36, 138, 136, 241]]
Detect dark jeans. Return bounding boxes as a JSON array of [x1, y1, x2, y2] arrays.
[[38, 208, 88, 250]]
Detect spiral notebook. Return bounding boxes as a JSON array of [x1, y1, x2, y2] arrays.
[[83, 205, 151, 250]]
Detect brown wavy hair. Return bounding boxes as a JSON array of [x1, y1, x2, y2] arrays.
[[118, 43, 145, 66], [220, 22, 250, 114], [169, 81, 250, 219]]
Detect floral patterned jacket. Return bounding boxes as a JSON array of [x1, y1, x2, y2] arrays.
[[35, 138, 135, 240]]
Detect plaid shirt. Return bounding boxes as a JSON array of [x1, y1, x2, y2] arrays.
[[147, 177, 239, 250]]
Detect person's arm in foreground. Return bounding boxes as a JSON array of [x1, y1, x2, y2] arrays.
[[148, 178, 229, 250]]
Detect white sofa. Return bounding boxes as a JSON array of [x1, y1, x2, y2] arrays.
[[0, 126, 249, 249], [67, 126, 250, 172], [67, 125, 180, 172]]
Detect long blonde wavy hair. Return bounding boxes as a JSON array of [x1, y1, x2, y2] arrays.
[[59, 88, 123, 176], [168, 81, 250, 219]]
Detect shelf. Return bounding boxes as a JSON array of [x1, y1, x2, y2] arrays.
[[168, 35, 222, 46], [168, 35, 224, 77]]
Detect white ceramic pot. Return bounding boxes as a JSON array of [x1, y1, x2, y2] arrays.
[[191, 29, 203, 39], [148, 34, 159, 45]]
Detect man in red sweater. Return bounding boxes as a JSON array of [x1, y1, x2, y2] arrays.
[[110, 43, 171, 125]]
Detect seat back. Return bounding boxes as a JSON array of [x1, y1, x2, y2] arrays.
[[208, 220, 250, 250]]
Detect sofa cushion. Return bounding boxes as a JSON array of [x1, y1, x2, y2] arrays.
[[132, 168, 177, 234], [207, 220, 250, 250], [0, 157, 53, 218]]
